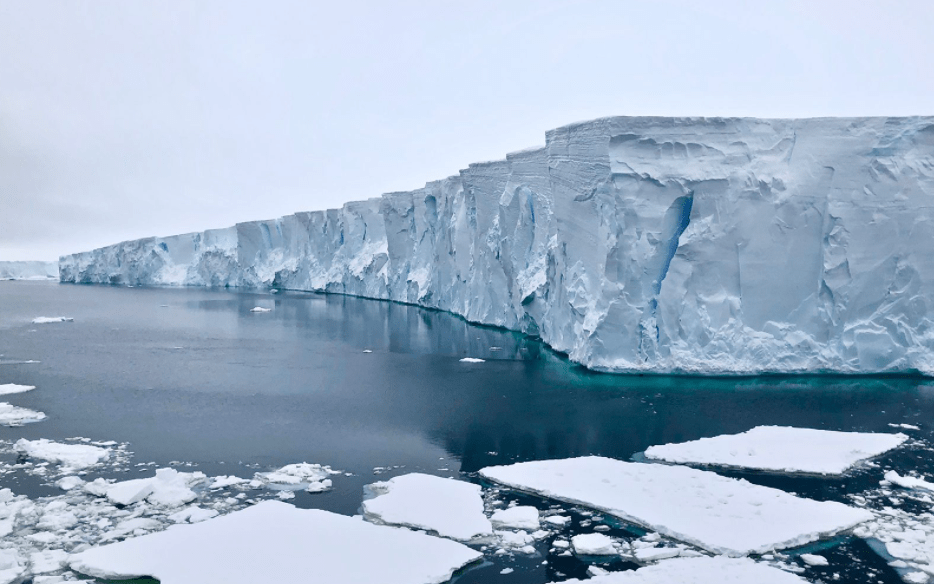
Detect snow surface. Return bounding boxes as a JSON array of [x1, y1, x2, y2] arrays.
[[58, 116, 934, 375], [0, 384, 35, 396], [30, 317, 73, 324], [68, 500, 482, 584], [550, 556, 808, 583], [13, 439, 110, 471], [480, 456, 871, 556], [644, 426, 908, 475], [0, 402, 46, 426], [362, 473, 492, 541], [0, 261, 58, 281]]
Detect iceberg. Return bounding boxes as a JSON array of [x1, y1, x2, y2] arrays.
[[479, 456, 871, 556], [0, 261, 57, 281], [644, 426, 908, 475], [58, 117, 934, 375], [68, 500, 482, 584]]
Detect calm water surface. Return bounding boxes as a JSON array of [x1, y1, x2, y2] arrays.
[[1, 281, 932, 583]]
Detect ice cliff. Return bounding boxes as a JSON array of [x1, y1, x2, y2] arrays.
[[59, 117, 934, 375], [0, 261, 58, 280]]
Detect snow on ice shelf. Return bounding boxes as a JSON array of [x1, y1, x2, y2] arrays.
[[362, 473, 492, 541], [551, 556, 809, 584], [58, 117, 934, 376], [68, 500, 482, 584], [644, 426, 908, 475], [479, 456, 871, 556]]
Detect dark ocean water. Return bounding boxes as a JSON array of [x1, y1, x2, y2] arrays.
[[1, 280, 931, 583]]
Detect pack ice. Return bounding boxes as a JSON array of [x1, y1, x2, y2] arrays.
[[59, 117, 934, 375], [479, 456, 871, 556]]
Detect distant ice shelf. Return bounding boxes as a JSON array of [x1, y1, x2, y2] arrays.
[[59, 116, 934, 375], [0, 261, 58, 281]]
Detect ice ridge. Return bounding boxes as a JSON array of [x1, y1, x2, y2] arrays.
[[59, 116, 934, 375]]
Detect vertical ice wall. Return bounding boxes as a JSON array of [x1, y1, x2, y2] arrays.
[[59, 117, 934, 374]]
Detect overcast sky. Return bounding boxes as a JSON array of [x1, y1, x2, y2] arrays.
[[1, 0, 932, 261]]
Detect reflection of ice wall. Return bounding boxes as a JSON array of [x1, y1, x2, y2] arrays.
[[59, 117, 934, 375], [0, 261, 58, 280]]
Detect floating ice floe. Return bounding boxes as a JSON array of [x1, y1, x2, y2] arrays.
[[363, 473, 492, 541], [249, 307, 271, 313], [798, 553, 829, 566], [86, 468, 207, 508], [0, 384, 35, 396], [480, 456, 871, 556], [644, 426, 908, 475], [0, 548, 26, 584], [889, 423, 921, 431], [883, 470, 934, 493], [30, 317, 73, 324], [854, 499, 934, 582], [0, 402, 46, 426], [253, 462, 339, 493], [14, 439, 110, 472], [571, 533, 617, 556], [550, 556, 808, 583], [459, 357, 485, 363], [490, 506, 539, 530], [68, 500, 482, 584]]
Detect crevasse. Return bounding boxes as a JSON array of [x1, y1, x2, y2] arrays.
[[59, 117, 934, 375]]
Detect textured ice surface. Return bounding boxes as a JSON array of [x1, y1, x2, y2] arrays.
[[0, 261, 57, 281], [87, 468, 206, 508], [59, 117, 934, 375], [0, 384, 35, 396], [13, 439, 110, 471], [0, 402, 46, 426], [550, 556, 809, 583], [363, 473, 492, 541], [644, 426, 908, 475], [68, 500, 482, 584], [480, 456, 871, 556]]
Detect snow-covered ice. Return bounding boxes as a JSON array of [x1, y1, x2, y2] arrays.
[[571, 533, 617, 555], [30, 317, 73, 324], [253, 462, 339, 492], [549, 556, 809, 583], [14, 439, 110, 472], [644, 426, 908, 475], [0, 384, 35, 396], [490, 506, 539, 530], [459, 358, 485, 363], [0, 402, 46, 426], [363, 473, 492, 541], [68, 500, 482, 584], [88, 468, 206, 507], [883, 470, 934, 492], [799, 553, 829, 566], [480, 456, 872, 556]]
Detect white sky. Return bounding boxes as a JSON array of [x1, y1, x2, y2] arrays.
[[1, 0, 932, 260]]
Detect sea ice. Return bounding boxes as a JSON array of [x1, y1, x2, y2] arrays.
[[14, 439, 110, 472], [571, 533, 617, 555], [799, 553, 829, 566], [550, 556, 809, 583], [0, 384, 35, 396], [0, 403, 46, 426], [459, 358, 485, 363], [253, 462, 339, 492], [68, 501, 482, 584], [883, 470, 934, 493], [490, 506, 539, 530], [0, 548, 26, 584], [644, 426, 908, 475], [480, 456, 871, 556], [363, 473, 492, 541], [249, 306, 271, 313], [30, 317, 73, 324], [89, 468, 206, 508]]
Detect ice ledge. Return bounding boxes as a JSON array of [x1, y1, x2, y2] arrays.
[[59, 116, 934, 375]]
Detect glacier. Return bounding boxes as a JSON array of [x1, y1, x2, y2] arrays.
[[59, 116, 934, 375], [0, 261, 58, 280]]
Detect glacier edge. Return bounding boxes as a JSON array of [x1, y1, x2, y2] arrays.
[[59, 116, 934, 375]]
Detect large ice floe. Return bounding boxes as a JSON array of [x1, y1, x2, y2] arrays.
[[59, 116, 934, 375], [480, 456, 871, 556], [362, 473, 492, 541], [68, 500, 482, 584], [551, 556, 808, 583], [13, 439, 111, 473], [644, 426, 908, 475]]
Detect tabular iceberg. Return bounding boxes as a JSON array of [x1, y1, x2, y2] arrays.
[[59, 117, 934, 375], [0, 261, 58, 280]]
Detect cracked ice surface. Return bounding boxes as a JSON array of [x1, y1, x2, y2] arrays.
[[644, 426, 908, 475], [69, 500, 482, 584], [550, 556, 809, 584], [480, 456, 871, 556], [59, 117, 934, 375]]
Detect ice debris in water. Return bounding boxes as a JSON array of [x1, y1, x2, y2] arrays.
[[0, 402, 46, 426], [883, 470, 934, 493], [798, 553, 829, 566], [14, 439, 110, 472], [68, 501, 482, 584], [550, 556, 809, 583], [459, 357, 485, 363], [571, 533, 618, 556], [480, 456, 872, 556], [253, 462, 340, 493], [644, 426, 908, 475], [0, 384, 35, 396], [249, 306, 271, 313], [362, 473, 492, 541], [85, 468, 206, 507], [30, 317, 73, 324]]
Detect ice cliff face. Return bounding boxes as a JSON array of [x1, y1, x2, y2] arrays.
[[60, 117, 934, 375], [0, 261, 58, 280]]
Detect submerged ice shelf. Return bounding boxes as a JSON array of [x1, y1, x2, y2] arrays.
[[59, 116, 934, 375]]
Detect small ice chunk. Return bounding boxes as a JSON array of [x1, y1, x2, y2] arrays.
[[249, 307, 271, 313], [363, 473, 492, 541], [31, 316, 74, 324], [500, 568, 514, 574], [0, 384, 35, 395], [644, 426, 908, 475], [14, 438, 110, 471], [799, 553, 829, 566], [28, 550, 68, 574], [490, 506, 539, 530], [549, 556, 809, 583], [68, 501, 482, 584], [543, 515, 571, 527], [0, 402, 46, 426], [459, 358, 485, 363], [209, 475, 248, 490], [56, 476, 86, 491], [571, 533, 617, 555], [889, 423, 921, 431], [96, 468, 205, 507], [105, 478, 155, 506], [254, 462, 339, 492], [884, 470, 934, 492]]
